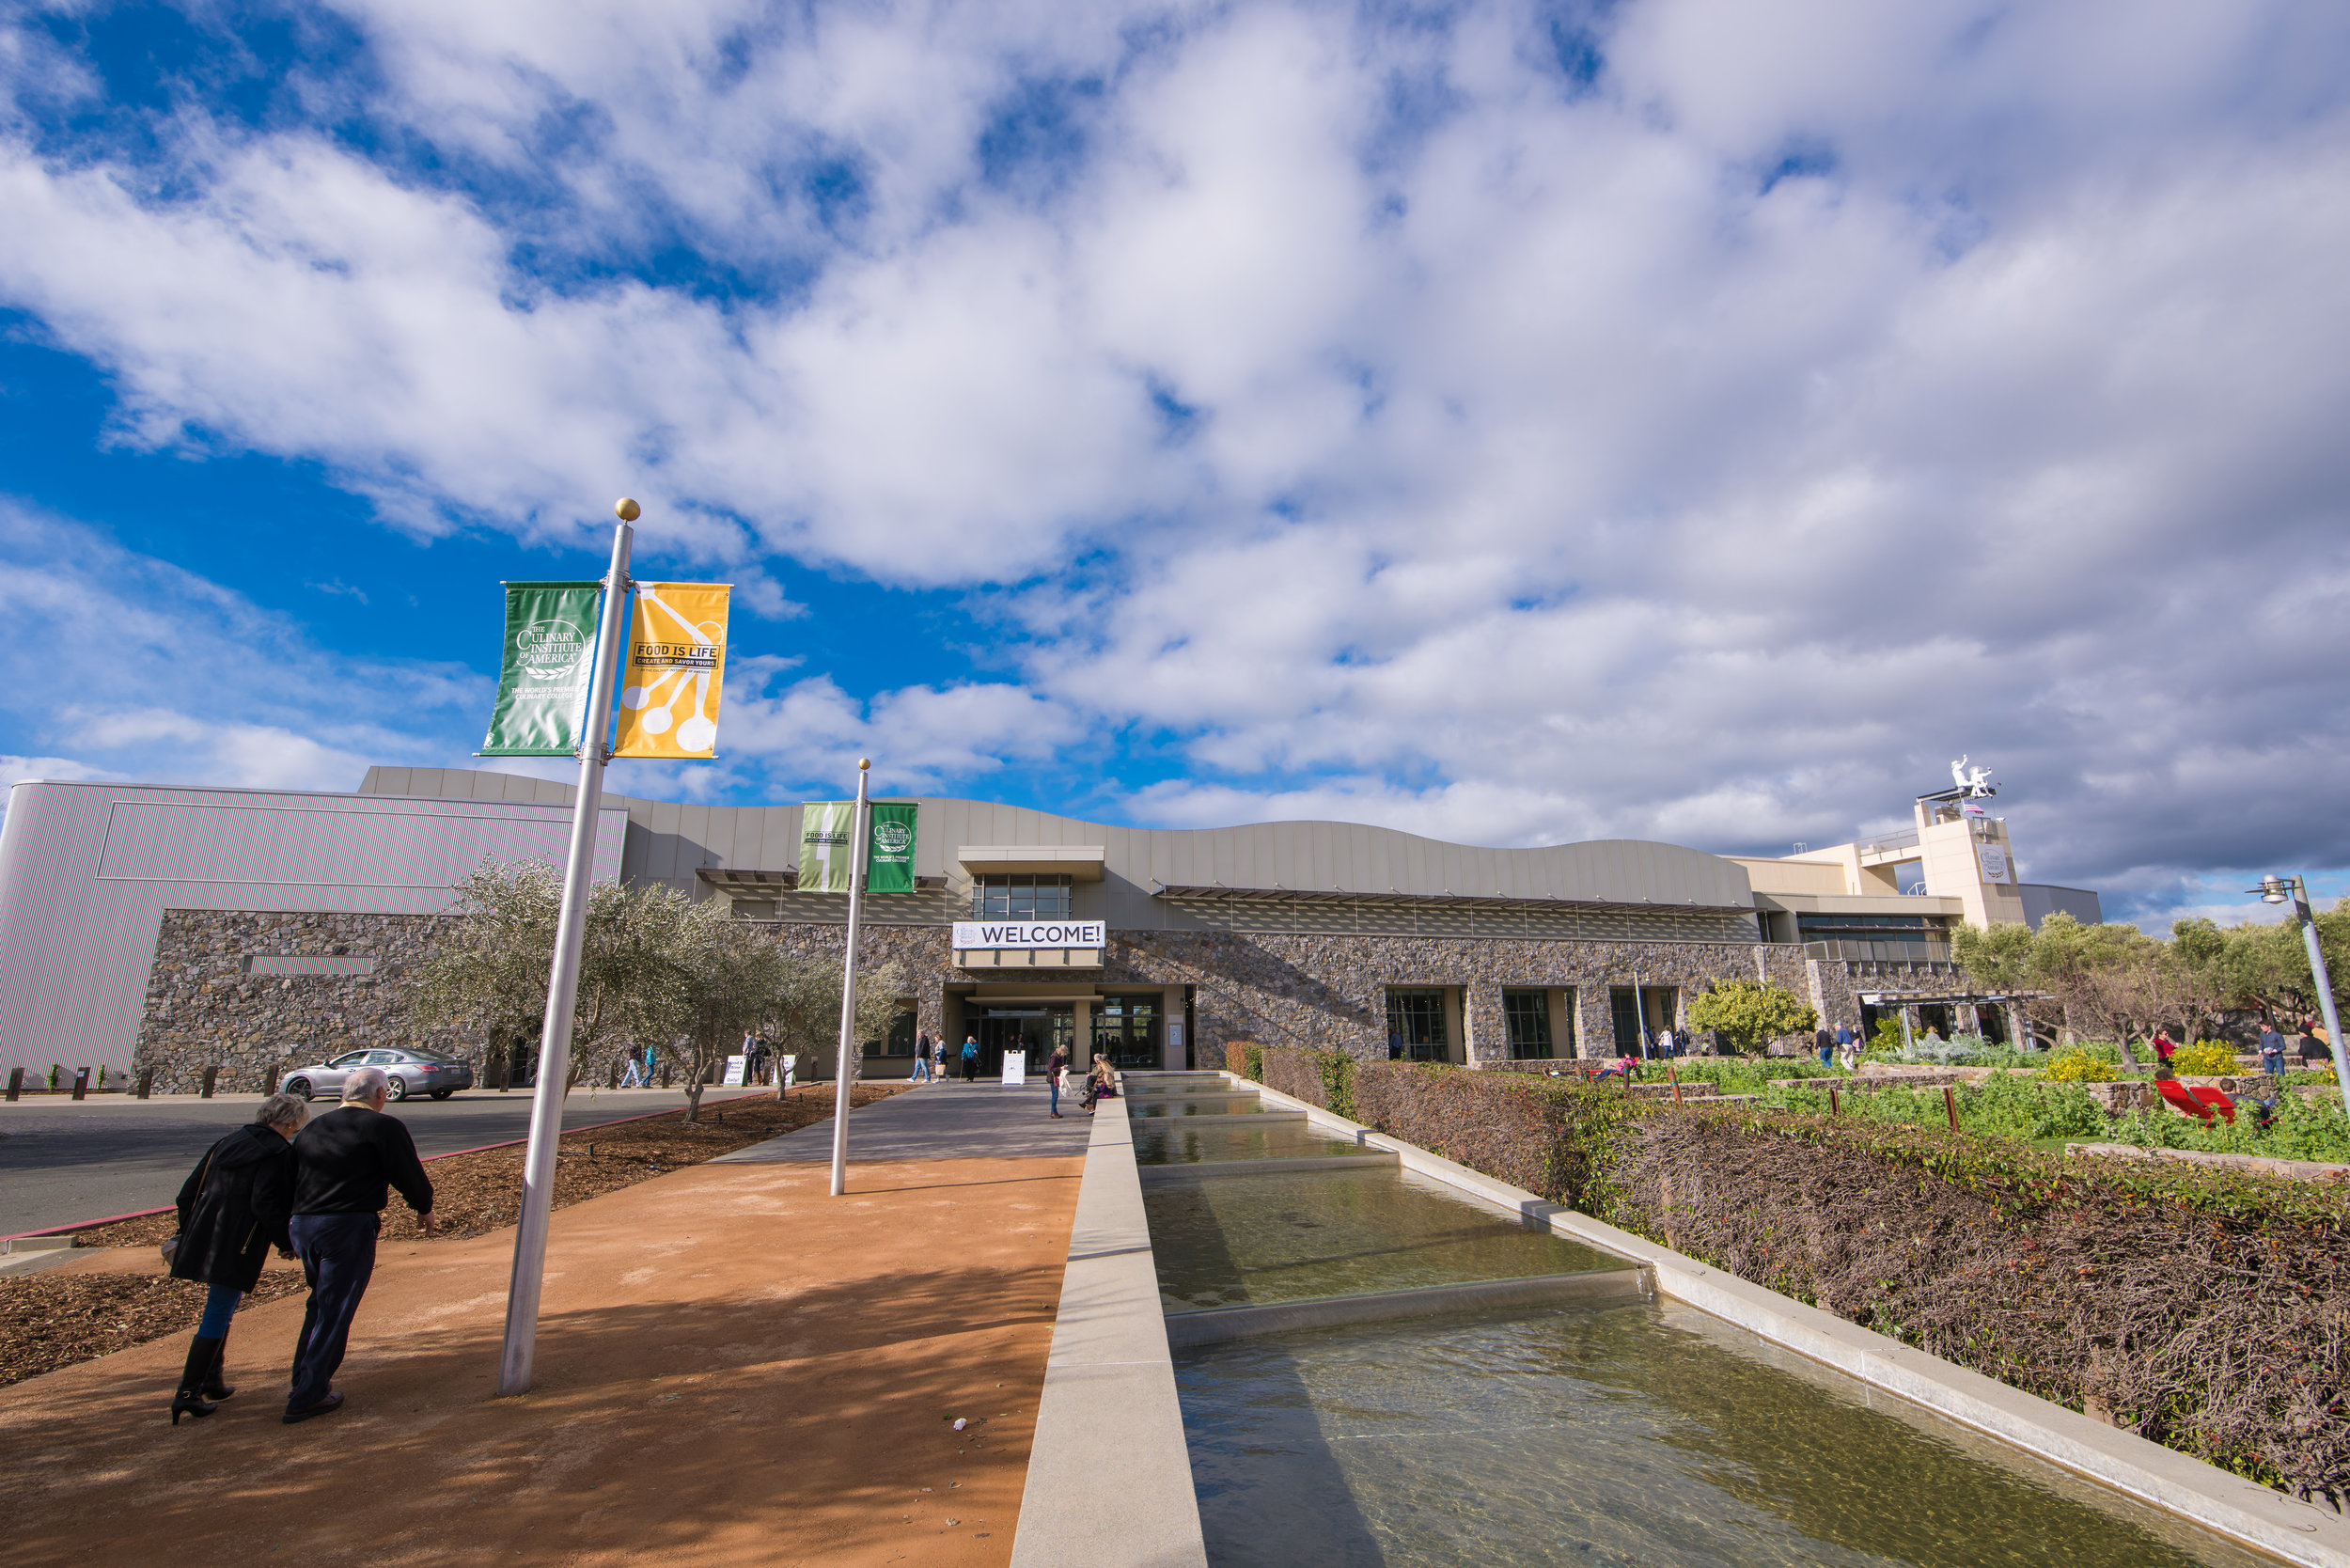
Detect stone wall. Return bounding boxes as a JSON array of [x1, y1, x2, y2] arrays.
[[135, 910, 462, 1095], [133, 909, 1832, 1089]]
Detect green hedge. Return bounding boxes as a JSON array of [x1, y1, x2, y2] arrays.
[[1234, 1043, 2350, 1504]]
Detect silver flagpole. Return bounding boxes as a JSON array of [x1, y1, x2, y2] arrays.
[[828, 759, 872, 1197], [496, 498, 636, 1397]]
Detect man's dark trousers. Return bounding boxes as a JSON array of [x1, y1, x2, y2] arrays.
[[287, 1212, 379, 1411]]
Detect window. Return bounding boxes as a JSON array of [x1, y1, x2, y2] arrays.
[[1386, 988, 1449, 1061], [971, 873, 1073, 918], [1611, 986, 1678, 1052], [1502, 989, 1554, 1059], [874, 1005, 917, 1057]]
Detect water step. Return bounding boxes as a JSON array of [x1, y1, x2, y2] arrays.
[[1131, 1108, 1308, 1122], [1136, 1152, 1400, 1182], [1121, 1089, 1261, 1102], [1163, 1268, 1652, 1347]]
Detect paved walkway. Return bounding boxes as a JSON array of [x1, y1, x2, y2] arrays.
[[718, 1078, 1096, 1165], [0, 1082, 1086, 1568]]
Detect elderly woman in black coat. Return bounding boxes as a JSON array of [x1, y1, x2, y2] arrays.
[[168, 1091, 306, 1423]]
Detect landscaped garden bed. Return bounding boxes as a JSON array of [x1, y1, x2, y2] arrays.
[[1230, 1042, 2350, 1507], [0, 1083, 902, 1388]]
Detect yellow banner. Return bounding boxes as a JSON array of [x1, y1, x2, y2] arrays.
[[614, 583, 731, 759]]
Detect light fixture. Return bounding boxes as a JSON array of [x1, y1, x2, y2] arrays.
[[2247, 872, 2348, 1120]]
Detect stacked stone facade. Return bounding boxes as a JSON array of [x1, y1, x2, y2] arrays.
[[135, 910, 466, 1094], [134, 907, 1846, 1088]]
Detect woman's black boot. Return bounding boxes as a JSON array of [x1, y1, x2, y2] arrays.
[[171, 1337, 223, 1424], [200, 1326, 235, 1401]]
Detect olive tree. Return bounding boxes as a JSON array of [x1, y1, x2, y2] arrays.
[[414, 860, 682, 1089], [1687, 980, 1817, 1057]]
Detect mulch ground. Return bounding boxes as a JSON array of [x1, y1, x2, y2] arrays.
[[0, 1084, 901, 1388]]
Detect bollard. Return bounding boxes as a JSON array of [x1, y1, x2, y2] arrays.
[[70, 1067, 88, 1101], [1828, 1085, 1841, 1117], [137, 1071, 154, 1100], [200, 1064, 218, 1100], [1667, 1061, 1683, 1105], [1943, 1084, 1959, 1131], [5, 1066, 20, 1101]]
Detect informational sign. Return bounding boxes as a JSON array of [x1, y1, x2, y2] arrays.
[[950, 920, 1106, 949], [1000, 1048, 1026, 1084], [1978, 844, 2012, 884], [480, 582, 601, 756], [868, 803, 917, 892], [615, 583, 730, 759], [722, 1055, 747, 1086], [801, 802, 856, 891], [1167, 1020, 1184, 1065]]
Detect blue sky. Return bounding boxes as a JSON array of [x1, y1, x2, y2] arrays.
[[1, 0, 2346, 932]]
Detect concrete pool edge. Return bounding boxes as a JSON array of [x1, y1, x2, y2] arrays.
[[1235, 1073, 2350, 1568], [1010, 1090, 1211, 1568], [1164, 1267, 1652, 1347]]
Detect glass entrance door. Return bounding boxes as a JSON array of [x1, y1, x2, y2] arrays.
[[1093, 996, 1159, 1070], [977, 1007, 1073, 1076]]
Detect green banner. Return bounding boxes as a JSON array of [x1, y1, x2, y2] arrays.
[[800, 801, 855, 892], [480, 582, 602, 757], [868, 803, 917, 892]]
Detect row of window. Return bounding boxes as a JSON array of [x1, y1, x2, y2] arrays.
[[1384, 984, 1683, 1060], [971, 872, 1074, 919]]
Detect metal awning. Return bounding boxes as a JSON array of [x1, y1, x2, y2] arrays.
[[695, 868, 947, 894]]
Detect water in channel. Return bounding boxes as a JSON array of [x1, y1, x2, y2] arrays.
[[1130, 1078, 2284, 1568]]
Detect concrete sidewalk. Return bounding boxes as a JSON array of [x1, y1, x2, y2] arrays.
[[0, 1083, 1085, 1568], [719, 1078, 1094, 1165]]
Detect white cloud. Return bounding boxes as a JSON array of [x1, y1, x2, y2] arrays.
[[0, 0, 2344, 926]]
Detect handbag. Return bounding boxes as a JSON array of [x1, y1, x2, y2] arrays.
[[163, 1137, 224, 1266]]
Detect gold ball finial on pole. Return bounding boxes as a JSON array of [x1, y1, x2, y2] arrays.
[[614, 497, 641, 522], [858, 758, 871, 771]]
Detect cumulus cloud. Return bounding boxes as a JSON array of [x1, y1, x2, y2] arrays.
[[0, 0, 2344, 929]]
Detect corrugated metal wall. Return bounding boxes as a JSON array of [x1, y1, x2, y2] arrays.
[[0, 780, 623, 1074], [359, 768, 1759, 929]]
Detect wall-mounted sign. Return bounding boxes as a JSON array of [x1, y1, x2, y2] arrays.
[[1978, 844, 2011, 884], [952, 920, 1106, 949]]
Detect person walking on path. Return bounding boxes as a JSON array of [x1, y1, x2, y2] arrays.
[[165, 1091, 306, 1424], [284, 1066, 436, 1425], [2260, 1022, 2289, 1078], [1814, 1024, 1837, 1068], [2150, 1030, 2178, 1067], [911, 1031, 933, 1083], [1045, 1043, 1069, 1118], [960, 1034, 981, 1083]]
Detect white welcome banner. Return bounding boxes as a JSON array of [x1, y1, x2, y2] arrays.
[[952, 920, 1106, 949]]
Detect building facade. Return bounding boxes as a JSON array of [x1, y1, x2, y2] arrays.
[[0, 768, 2100, 1089]]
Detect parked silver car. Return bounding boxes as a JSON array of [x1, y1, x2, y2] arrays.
[[279, 1048, 474, 1102]]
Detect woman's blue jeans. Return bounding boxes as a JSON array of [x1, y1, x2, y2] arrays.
[[196, 1282, 241, 1338]]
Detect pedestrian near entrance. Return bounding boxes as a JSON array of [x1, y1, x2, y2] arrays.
[[1046, 1043, 1069, 1119], [1655, 1025, 1676, 1058], [165, 1091, 306, 1424], [284, 1067, 436, 1424], [931, 1037, 946, 1082], [911, 1031, 933, 1082], [1815, 1024, 1837, 1068], [961, 1034, 981, 1082], [2259, 1022, 2288, 1077]]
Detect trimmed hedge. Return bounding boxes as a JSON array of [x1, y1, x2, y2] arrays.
[[1235, 1043, 2350, 1506]]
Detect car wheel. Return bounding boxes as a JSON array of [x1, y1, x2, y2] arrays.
[[430, 1090, 453, 1100], [385, 1076, 409, 1102], [286, 1077, 312, 1101]]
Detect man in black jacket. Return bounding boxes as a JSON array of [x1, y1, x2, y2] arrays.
[[284, 1066, 436, 1423]]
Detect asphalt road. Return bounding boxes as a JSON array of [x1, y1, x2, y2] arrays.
[[0, 1088, 776, 1238]]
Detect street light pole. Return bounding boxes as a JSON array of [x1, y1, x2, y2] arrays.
[[828, 760, 872, 1197], [496, 498, 635, 1398], [2255, 874, 2349, 1120]]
